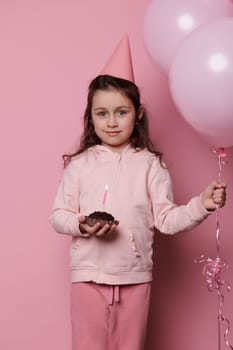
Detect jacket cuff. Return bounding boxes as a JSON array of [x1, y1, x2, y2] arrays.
[[188, 195, 212, 221]]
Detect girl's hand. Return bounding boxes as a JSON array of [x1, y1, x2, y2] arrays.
[[78, 215, 118, 237], [201, 181, 226, 211], [94, 222, 119, 237]]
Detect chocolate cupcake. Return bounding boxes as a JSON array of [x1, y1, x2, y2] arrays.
[[86, 211, 119, 227]]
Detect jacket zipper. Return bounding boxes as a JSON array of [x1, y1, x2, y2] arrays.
[[96, 153, 122, 282], [110, 153, 122, 204]]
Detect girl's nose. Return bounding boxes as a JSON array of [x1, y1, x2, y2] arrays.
[[107, 114, 118, 127]]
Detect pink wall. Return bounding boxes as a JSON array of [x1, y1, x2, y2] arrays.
[[1, 0, 232, 349]]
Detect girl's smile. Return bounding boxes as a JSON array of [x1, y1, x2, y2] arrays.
[[105, 131, 121, 136]]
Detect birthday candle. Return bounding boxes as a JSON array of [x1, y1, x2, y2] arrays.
[[102, 184, 108, 210]]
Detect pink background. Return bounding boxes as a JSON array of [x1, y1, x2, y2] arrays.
[[1, 0, 232, 349]]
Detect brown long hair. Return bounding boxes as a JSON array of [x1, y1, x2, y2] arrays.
[[63, 74, 161, 166]]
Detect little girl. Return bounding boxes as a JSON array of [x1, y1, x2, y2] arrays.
[[50, 74, 226, 350]]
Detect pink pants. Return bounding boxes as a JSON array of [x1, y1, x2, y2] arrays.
[[71, 282, 151, 350]]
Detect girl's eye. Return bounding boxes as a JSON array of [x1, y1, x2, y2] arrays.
[[98, 111, 106, 117], [118, 110, 126, 116]]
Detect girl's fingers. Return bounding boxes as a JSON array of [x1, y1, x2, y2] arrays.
[[81, 222, 101, 234], [95, 222, 119, 237], [95, 224, 111, 237], [213, 187, 226, 206], [78, 215, 87, 224]]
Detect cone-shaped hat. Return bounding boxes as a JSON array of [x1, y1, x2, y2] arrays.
[[101, 34, 135, 82]]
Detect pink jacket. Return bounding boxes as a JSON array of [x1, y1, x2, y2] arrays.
[[50, 145, 210, 285]]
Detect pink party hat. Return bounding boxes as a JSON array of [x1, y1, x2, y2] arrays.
[[101, 34, 135, 82]]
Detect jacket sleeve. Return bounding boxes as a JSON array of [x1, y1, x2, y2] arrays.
[[149, 161, 211, 235], [49, 160, 90, 237]]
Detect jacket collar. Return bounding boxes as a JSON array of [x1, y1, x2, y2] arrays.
[[88, 144, 141, 158]]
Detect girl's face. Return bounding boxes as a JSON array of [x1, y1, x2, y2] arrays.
[[91, 88, 142, 153]]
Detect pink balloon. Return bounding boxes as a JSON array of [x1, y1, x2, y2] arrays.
[[169, 17, 233, 149], [144, 0, 233, 75]]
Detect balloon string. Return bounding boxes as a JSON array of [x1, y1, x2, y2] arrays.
[[216, 207, 220, 257], [195, 147, 232, 350], [213, 147, 227, 257]]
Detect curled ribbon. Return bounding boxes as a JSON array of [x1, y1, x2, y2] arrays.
[[195, 147, 232, 350], [195, 255, 229, 292], [195, 255, 232, 349]]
